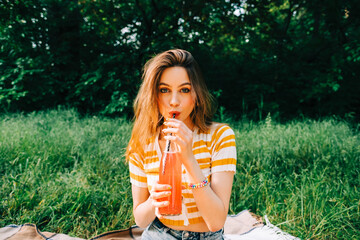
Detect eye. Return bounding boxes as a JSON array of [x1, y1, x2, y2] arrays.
[[180, 88, 190, 93], [159, 88, 169, 93]]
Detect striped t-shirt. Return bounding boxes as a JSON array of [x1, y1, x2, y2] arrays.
[[128, 123, 237, 226]]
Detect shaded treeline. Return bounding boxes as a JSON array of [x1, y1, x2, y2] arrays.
[[0, 0, 359, 120]]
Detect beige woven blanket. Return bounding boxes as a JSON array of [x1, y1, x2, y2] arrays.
[[0, 210, 263, 240]]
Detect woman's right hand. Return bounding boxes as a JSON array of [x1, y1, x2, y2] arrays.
[[150, 181, 172, 219]]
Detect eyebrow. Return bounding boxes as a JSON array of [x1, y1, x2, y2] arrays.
[[159, 82, 191, 87]]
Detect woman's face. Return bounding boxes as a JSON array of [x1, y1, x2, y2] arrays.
[[157, 66, 196, 129]]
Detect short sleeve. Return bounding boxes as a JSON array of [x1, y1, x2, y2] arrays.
[[129, 152, 148, 188], [211, 125, 237, 173]]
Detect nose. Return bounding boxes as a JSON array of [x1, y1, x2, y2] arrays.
[[170, 92, 180, 107]]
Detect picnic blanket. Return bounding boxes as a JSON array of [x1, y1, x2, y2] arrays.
[[0, 210, 300, 240]]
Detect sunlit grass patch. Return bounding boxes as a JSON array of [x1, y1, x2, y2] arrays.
[[1, 110, 359, 239]]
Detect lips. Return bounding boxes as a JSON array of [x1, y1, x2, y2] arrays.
[[169, 111, 180, 118]]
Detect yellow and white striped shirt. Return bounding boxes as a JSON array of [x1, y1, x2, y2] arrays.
[[129, 123, 237, 226]]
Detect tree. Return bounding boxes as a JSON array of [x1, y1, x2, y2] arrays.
[[0, 0, 359, 120]]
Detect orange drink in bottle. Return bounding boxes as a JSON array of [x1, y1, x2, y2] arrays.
[[159, 150, 182, 215]]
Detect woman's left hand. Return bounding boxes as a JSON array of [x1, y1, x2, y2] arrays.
[[162, 118, 194, 164]]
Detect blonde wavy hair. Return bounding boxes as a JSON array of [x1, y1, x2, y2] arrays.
[[126, 49, 216, 160]]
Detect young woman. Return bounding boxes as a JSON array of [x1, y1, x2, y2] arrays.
[[126, 49, 237, 239]]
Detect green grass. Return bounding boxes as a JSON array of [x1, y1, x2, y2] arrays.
[[0, 109, 359, 239]]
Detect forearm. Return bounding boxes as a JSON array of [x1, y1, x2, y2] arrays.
[[133, 197, 156, 228], [193, 186, 228, 231], [184, 158, 229, 231]]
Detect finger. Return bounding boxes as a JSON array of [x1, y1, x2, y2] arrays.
[[164, 118, 182, 124], [163, 135, 177, 141], [163, 122, 193, 135], [163, 120, 182, 129], [152, 183, 172, 192], [151, 191, 172, 200], [164, 135, 187, 149], [165, 119, 192, 131], [162, 127, 180, 135], [164, 119, 194, 134], [152, 199, 170, 208], [163, 127, 192, 142]]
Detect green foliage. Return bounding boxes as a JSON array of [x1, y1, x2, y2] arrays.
[[0, 0, 360, 119], [0, 110, 359, 239]]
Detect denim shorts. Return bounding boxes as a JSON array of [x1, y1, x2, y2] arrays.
[[141, 218, 224, 240]]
